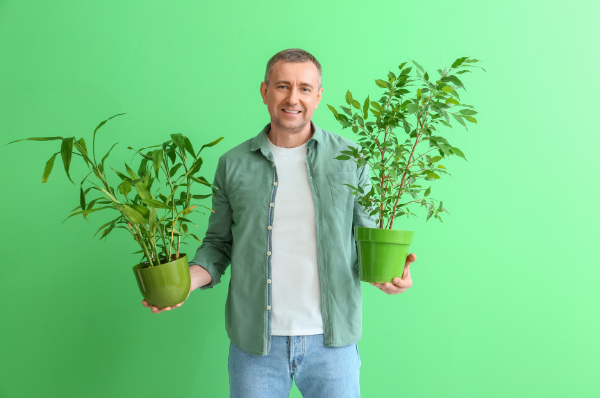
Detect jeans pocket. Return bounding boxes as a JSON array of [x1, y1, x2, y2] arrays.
[[326, 171, 356, 213]]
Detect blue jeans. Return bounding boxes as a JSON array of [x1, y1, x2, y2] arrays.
[[228, 334, 361, 398]]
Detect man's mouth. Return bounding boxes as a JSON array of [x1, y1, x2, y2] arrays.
[[282, 109, 301, 114]]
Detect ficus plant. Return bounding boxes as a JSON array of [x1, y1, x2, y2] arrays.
[[6, 113, 223, 267], [328, 56, 485, 229]]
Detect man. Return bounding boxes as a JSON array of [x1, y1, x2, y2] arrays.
[[142, 48, 416, 397]]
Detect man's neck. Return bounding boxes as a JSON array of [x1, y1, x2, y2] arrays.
[[267, 121, 314, 148]]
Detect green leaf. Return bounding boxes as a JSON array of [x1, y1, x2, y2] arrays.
[[426, 171, 441, 179], [42, 152, 59, 183], [327, 104, 339, 119], [170, 133, 186, 156], [427, 209, 434, 221], [149, 207, 157, 232], [341, 106, 352, 116], [60, 137, 75, 184], [125, 163, 151, 200], [398, 62, 408, 70], [78, 138, 90, 167], [442, 86, 453, 93], [62, 206, 112, 224], [370, 101, 382, 111], [451, 57, 469, 68], [430, 156, 443, 163], [141, 198, 171, 209], [80, 183, 87, 211], [403, 119, 411, 134], [424, 72, 429, 81], [335, 155, 351, 161], [417, 88, 422, 101], [152, 149, 164, 178], [199, 137, 224, 153], [345, 90, 353, 105], [406, 103, 419, 113], [451, 113, 468, 129], [459, 109, 477, 115], [185, 157, 204, 177], [464, 116, 477, 124], [362, 96, 370, 119], [93, 217, 122, 239], [192, 194, 213, 200], [438, 200, 444, 211], [122, 205, 147, 225], [5, 136, 63, 145], [446, 98, 460, 105], [118, 178, 132, 198], [93, 113, 126, 159], [183, 137, 196, 158], [351, 99, 361, 110], [131, 203, 150, 218], [411, 60, 425, 74], [101, 142, 119, 170], [388, 169, 398, 182], [437, 164, 447, 169], [191, 176, 212, 187], [450, 147, 467, 160], [110, 170, 127, 184], [424, 186, 431, 197], [375, 79, 388, 88], [169, 163, 183, 177], [124, 162, 139, 180]]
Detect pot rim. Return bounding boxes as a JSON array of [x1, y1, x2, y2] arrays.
[[354, 226, 414, 244]]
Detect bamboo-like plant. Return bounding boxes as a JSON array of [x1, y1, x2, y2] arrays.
[[6, 114, 223, 267], [328, 56, 485, 229]]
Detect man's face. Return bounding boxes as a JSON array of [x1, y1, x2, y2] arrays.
[[260, 60, 323, 133]]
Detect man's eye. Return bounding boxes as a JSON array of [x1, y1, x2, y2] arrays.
[[278, 85, 286, 89]]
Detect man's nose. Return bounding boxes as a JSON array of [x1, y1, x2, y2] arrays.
[[287, 88, 299, 105]]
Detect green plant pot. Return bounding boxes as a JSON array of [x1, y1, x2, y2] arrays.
[[355, 227, 415, 283], [132, 253, 191, 308]]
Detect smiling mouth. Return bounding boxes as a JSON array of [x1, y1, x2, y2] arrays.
[[282, 109, 301, 114]]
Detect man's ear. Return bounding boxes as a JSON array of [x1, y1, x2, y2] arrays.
[[260, 81, 268, 105], [314, 87, 323, 109]]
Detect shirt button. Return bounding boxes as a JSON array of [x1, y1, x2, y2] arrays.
[[270, 203, 274, 207], [267, 251, 271, 256], [267, 279, 272, 283], [273, 182, 278, 186], [267, 305, 271, 310], [268, 226, 272, 230]]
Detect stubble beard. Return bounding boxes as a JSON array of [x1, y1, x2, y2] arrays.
[[272, 112, 309, 135]]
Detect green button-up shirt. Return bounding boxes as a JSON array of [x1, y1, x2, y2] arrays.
[[189, 121, 377, 356]]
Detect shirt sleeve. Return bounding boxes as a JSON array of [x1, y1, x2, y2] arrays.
[[352, 162, 378, 229], [188, 156, 233, 290]]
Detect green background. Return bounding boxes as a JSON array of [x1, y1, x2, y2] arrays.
[[1, 0, 598, 397]]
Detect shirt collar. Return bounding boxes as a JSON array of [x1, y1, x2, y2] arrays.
[[251, 120, 323, 155]]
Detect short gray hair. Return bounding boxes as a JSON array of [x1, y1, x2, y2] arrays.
[[264, 48, 322, 89]]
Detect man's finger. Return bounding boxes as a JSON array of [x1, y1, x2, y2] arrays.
[[392, 277, 412, 289]]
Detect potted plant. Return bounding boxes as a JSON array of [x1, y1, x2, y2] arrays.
[[6, 113, 223, 307], [328, 56, 485, 283]]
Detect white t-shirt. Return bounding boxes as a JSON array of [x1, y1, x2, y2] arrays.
[[266, 134, 324, 336]]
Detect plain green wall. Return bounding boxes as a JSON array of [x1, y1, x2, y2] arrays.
[[1, 0, 599, 397]]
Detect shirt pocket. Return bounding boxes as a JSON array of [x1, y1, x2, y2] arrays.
[[326, 171, 356, 213]]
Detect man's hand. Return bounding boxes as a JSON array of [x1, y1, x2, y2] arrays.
[[370, 253, 416, 295], [142, 290, 191, 314], [141, 264, 212, 313]]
